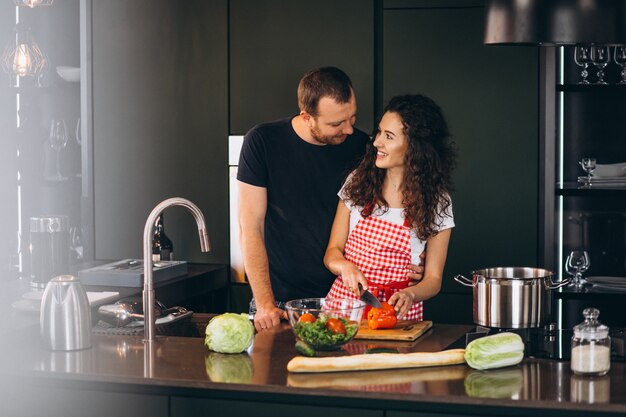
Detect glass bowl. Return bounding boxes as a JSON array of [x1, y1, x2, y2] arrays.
[[285, 298, 365, 351]]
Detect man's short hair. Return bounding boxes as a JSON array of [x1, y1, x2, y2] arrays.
[[297, 67, 353, 117]]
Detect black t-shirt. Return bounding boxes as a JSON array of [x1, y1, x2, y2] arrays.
[[237, 117, 369, 302]]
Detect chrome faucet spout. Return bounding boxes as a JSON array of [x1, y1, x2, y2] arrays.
[[142, 197, 210, 343]]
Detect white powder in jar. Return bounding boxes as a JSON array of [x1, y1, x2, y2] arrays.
[[571, 344, 611, 374]]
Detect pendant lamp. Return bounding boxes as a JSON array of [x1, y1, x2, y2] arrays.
[[13, 0, 53, 7], [1, 27, 48, 79]]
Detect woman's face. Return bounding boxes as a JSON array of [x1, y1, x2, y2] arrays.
[[373, 111, 408, 170]]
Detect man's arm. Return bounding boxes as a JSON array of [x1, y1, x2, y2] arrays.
[[406, 251, 426, 286], [388, 229, 452, 318], [238, 181, 287, 331]]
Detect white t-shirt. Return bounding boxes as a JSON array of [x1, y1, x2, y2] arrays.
[[339, 184, 455, 266]]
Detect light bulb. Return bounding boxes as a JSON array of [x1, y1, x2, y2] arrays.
[[14, 44, 31, 77], [2, 28, 48, 79]]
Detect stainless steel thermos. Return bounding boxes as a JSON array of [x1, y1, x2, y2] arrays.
[[40, 275, 92, 351]]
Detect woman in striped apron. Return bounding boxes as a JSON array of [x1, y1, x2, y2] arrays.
[[325, 94, 456, 320]]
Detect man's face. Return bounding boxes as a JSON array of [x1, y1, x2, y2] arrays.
[[308, 93, 357, 145]]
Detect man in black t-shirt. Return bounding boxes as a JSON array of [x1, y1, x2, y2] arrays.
[[238, 67, 422, 332]]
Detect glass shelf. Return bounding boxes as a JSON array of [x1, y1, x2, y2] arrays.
[[556, 182, 626, 196], [0, 82, 79, 91], [557, 84, 626, 92]]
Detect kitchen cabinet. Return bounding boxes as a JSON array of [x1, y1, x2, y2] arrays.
[[171, 398, 383, 417], [4, 383, 168, 417], [543, 46, 626, 279], [0, 0, 83, 281], [540, 46, 626, 329], [229, 0, 375, 134], [382, 0, 539, 324], [388, 412, 485, 417], [2, 0, 231, 281], [89, 0, 229, 264]]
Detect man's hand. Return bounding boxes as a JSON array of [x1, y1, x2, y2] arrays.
[[406, 251, 426, 286], [253, 305, 287, 332], [387, 289, 415, 319]]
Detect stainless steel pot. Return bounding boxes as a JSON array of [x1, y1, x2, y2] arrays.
[[454, 267, 570, 329]]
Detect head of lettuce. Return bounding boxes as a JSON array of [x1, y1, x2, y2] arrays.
[[464, 332, 524, 370], [205, 313, 254, 353]]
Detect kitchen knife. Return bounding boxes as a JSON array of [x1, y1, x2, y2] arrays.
[[358, 283, 382, 308]]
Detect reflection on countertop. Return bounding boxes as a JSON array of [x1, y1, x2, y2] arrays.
[[2, 314, 626, 416]]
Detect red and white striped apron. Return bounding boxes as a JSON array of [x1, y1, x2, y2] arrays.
[[327, 214, 423, 321]]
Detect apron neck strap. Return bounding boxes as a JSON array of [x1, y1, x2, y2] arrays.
[[364, 201, 412, 229], [403, 216, 411, 228]]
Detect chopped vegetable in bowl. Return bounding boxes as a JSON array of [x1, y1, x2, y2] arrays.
[[293, 314, 359, 350], [285, 298, 365, 351]]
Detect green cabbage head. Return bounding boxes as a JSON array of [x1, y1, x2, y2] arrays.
[[464, 368, 523, 398], [464, 332, 524, 370], [205, 313, 254, 353], [205, 352, 253, 383]]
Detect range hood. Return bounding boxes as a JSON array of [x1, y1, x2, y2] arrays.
[[484, 0, 626, 45]]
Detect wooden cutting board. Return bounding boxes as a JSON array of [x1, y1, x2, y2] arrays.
[[354, 320, 433, 341]]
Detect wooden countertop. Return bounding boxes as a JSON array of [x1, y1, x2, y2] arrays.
[[2, 315, 626, 417]]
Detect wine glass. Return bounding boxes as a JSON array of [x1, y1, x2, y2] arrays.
[[70, 226, 83, 261], [75, 117, 82, 146], [591, 45, 610, 85], [579, 157, 596, 184], [574, 46, 592, 84], [614, 45, 626, 84], [565, 250, 590, 287], [48, 119, 68, 180]]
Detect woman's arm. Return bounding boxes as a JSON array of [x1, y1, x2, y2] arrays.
[[388, 228, 452, 318], [324, 201, 368, 297]]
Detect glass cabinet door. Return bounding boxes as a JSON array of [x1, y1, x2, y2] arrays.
[[554, 46, 626, 281], [0, 0, 89, 283]]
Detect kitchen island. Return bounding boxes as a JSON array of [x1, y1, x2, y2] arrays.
[[1, 314, 626, 417]]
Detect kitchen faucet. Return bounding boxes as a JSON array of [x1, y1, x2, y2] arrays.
[[142, 197, 210, 343]]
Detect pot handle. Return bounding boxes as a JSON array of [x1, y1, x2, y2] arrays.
[[544, 276, 571, 290], [454, 274, 475, 287]]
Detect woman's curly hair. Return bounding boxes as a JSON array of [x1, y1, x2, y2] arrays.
[[343, 94, 456, 240]]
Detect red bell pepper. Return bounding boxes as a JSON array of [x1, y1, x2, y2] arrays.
[[367, 302, 398, 330]]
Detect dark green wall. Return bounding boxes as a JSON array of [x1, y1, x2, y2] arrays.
[[229, 0, 376, 134], [92, 0, 229, 264]]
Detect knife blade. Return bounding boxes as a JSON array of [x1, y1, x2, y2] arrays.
[[358, 283, 382, 308]]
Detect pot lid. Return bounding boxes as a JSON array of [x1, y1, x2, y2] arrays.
[[473, 267, 554, 279], [573, 308, 609, 339]]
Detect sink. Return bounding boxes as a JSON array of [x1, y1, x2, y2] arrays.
[[93, 313, 210, 338]]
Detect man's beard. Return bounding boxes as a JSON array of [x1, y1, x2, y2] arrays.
[[310, 125, 348, 145]]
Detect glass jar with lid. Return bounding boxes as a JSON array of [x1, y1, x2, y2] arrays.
[[571, 308, 611, 376]]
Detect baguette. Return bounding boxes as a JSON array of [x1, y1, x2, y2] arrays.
[[287, 349, 466, 373], [287, 364, 469, 388]]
